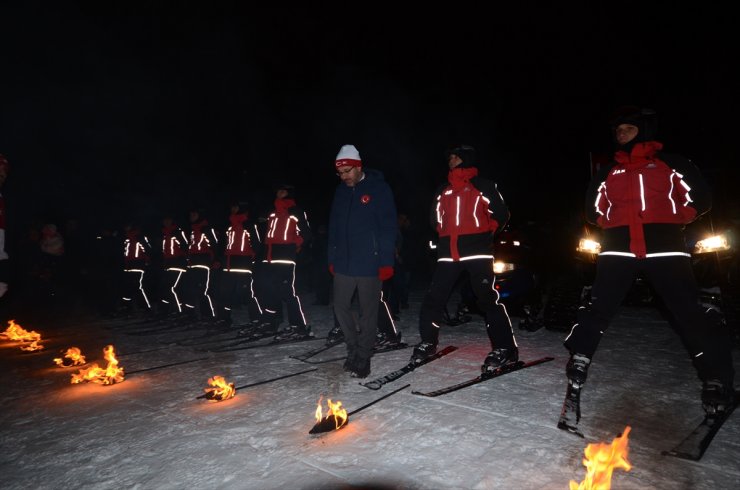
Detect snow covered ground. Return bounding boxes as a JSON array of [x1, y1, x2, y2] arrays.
[[1, 290, 739, 490]]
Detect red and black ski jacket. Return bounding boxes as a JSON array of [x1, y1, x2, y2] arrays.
[[263, 198, 311, 263], [432, 166, 510, 261], [162, 223, 188, 270], [585, 141, 711, 258], [187, 219, 218, 267], [224, 212, 256, 271], [123, 229, 151, 270]]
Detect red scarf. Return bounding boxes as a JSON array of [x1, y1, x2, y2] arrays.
[[274, 198, 295, 214], [229, 213, 247, 228], [448, 167, 478, 189], [614, 141, 663, 168]]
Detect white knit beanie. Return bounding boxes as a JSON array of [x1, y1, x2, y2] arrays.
[[334, 144, 362, 168]]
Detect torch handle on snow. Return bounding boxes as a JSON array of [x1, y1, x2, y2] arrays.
[[127, 357, 209, 375], [234, 368, 318, 390], [347, 383, 410, 416], [196, 368, 318, 399]]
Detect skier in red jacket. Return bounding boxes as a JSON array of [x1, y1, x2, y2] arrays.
[[217, 201, 263, 328], [159, 214, 189, 317], [182, 208, 219, 322], [121, 221, 153, 316], [411, 145, 517, 373], [256, 184, 312, 340], [559, 106, 735, 434]]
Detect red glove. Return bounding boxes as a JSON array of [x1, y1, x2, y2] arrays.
[[378, 266, 394, 281], [329, 264, 334, 276]]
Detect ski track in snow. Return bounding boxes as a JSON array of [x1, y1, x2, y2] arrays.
[[1, 289, 739, 489]]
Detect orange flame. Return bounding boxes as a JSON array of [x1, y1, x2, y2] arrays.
[[70, 345, 124, 385], [569, 426, 632, 490], [20, 340, 44, 351], [1, 319, 42, 344], [54, 347, 87, 367], [203, 375, 236, 401], [314, 396, 348, 430]]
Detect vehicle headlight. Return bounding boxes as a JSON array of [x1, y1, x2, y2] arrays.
[[693, 234, 731, 254], [577, 238, 601, 254], [493, 261, 515, 274]]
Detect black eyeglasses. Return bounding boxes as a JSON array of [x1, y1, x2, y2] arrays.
[[336, 167, 355, 177]]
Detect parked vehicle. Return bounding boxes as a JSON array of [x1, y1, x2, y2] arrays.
[[542, 213, 740, 342], [442, 221, 546, 330]]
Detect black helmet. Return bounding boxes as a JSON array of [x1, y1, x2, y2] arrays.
[[445, 145, 477, 168], [275, 183, 295, 199], [230, 200, 250, 214], [610, 106, 658, 147]]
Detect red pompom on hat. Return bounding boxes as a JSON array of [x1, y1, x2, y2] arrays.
[[335, 144, 362, 169]]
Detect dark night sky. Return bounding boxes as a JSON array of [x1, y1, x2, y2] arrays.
[[1, 3, 738, 241]]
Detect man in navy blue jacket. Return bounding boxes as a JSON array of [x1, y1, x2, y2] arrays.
[[328, 144, 398, 378]]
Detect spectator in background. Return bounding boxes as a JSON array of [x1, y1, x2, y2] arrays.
[[37, 222, 66, 310], [310, 223, 331, 306], [0, 154, 9, 300], [91, 224, 123, 316]]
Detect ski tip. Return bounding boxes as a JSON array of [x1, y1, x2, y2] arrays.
[[557, 421, 585, 438], [661, 449, 701, 461]]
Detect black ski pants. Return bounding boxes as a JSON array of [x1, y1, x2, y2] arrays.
[[564, 255, 734, 383], [256, 261, 306, 328], [419, 258, 515, 350]]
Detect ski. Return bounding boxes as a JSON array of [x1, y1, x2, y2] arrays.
[[104, 313, 186, 330], [125, 319, 205, 336], [557, 381, 585, 438], [360, 345, 458, 390], [289, 339, 343, 362], [304, 342, 409, 365], [176, 327, 262, 347], [209, 335, 324, 353], [662, 392, 738, 460], [195, 330, 278, 351], [411, 356, 554, 397]]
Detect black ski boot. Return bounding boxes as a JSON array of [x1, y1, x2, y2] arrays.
[[213, 312, 232, 329], [327, 325, 345, 346], [481, 347, 519, 374], [274, 325, 313, 341], [238, 320, 274, 337], [566, 353, 591, 386], [702, 379, 735, 415], [456, 303, 473, 324], [375, 331, 402, 348], [410, 342, 437, 364], [558, 353, 591, 437]]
